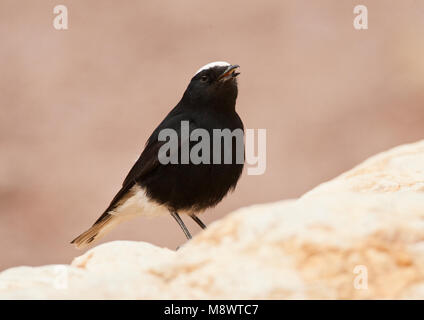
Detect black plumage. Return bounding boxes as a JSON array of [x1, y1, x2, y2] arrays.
[[71, 62, 244, 248]]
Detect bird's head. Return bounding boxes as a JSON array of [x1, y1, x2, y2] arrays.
[[182, 61, 240, 110]]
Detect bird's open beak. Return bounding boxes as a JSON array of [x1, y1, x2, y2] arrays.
[[218, 64, 240, 81]]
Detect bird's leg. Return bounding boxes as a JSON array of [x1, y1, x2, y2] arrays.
[[190, 214, 207, 229], [170, 211, 192, 240]]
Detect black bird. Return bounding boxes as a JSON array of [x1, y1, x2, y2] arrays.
[[71, 61, 244, 249]]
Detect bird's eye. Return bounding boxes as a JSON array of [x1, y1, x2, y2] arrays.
[[200, 75, 208, 82]]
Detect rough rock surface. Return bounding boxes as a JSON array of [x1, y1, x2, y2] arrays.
[[2, 140, 424, 299]]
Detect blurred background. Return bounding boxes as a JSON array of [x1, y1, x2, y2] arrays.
[[1, 0, 424, 269]]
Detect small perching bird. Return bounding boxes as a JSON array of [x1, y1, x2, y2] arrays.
[[71, 61, 244, 249]]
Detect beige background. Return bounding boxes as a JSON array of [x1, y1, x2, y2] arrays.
[[1, 0, 424, 270]]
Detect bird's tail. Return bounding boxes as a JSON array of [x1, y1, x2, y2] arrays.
[[71, 213, 121, 249]]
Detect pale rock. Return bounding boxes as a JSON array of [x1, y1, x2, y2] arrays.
[[2, 140, 424, 299]]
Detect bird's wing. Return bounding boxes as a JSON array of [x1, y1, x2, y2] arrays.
[[93, 114, 195, 224], [122, 113, 196, 187]]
